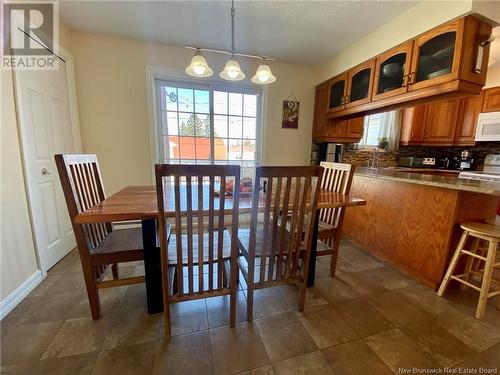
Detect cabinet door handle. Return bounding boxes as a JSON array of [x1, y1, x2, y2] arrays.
[[344, 95, 350, 104], [408, 72, 416, 85], [402, 74, 408, 87]]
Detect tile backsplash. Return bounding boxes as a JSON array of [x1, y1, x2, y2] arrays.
[[311, 142, 500, 170]]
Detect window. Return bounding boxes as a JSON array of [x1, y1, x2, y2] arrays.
[[156, 80, 261, 168], [358, 110, 400, 150]]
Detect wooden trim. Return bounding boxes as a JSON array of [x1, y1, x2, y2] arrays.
[[96, 276, 145, 289]]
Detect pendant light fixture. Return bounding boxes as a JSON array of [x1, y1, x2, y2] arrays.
[[251, 62, 276, 84], [186, 49, 213, 78], [185, 0, 276, 84]]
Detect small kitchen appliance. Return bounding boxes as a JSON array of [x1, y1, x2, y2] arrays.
[[398, 157, 423, 168], [458, 150, 474, 170]]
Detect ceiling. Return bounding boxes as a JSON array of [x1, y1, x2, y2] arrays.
[[59, 0, 420, 66]]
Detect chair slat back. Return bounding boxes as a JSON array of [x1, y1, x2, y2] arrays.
[[55, 154, 112, 252], [247, 166, 323, 286], [155, 164, 240, 298], [319, 162, 355, 228]]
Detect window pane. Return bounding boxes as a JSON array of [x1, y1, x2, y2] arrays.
[[243, 117, 256, 139], [228, 139, 242, 160], [228, 93, 243, 116], [178, 136, 195, 160], [214, 115, 228, 138], [242, 140, 256, 160], [228, 116, 243, 138], [214, 91, 227, 114], [178, 88, 194, 112], [195, 90, 209, 114], [165, 111, 178, 136], [244, 94, 257, 117], [214, 138, 228, 160], [167, 136, 180, 159], [164, 87, 177, 111], [194, 114, 210, 137], [195, 137, 210, 160]]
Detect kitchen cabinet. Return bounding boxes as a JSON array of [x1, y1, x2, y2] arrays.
[[423, 100, 460, 144], [346, 60, 375, 108], [408, 21, 461, 91], [315, 83, 365, 142], [455, 92, 484, 145], [312, 82, 329, 140], [400, 105, 427, 145], [320, 15, 491, 119], [400, 92, 484, 147], [482, 87, 500, 112], [373, 41, 414, 101], [327, 73, 348, 113]]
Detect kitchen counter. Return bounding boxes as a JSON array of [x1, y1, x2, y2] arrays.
[[343, 169, 500, 288], [355, 167, 500, 195]]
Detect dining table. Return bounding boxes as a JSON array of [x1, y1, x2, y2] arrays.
[[75, 185, 366, 314]]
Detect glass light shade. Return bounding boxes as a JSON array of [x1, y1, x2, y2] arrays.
[[219, 59, 245, 81], [251, 64, 276, 84], [186, 52, 213, 78]]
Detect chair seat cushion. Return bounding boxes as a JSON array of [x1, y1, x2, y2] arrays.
[[168, 229, 234, 264]]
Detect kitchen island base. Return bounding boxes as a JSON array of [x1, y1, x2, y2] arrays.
[[342, 174, 499, 288]]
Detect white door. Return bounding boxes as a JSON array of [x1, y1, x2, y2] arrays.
[[14, 62, 77, 274]]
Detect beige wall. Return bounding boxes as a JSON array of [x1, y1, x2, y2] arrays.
[[1, 21, 73, 303], [70, 31, 317, 194], [0, 70, 39, 300]]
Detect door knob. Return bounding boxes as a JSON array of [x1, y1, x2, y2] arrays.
[[41, 168, 51, 176]]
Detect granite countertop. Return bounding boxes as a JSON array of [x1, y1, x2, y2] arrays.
[[355, 167, 500, 195]]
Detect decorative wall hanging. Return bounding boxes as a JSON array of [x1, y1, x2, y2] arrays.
[[282, 92, 299, 129]]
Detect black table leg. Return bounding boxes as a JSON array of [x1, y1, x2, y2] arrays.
[[142, 219, 163, 313], [307, 212, 320, 287]]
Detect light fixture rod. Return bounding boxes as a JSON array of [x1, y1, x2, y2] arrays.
[[231, 0, 235, 54], [185, 46, 275, 62]]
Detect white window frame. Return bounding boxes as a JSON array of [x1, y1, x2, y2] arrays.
[[146, 66, 264, 178]]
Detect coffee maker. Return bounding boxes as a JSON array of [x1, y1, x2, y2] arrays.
[[459, 150, 474, 170]]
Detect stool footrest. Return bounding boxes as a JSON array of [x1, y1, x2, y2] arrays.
[[488, 289, 500, 298], [450, 275, 482, 292], [460, 250, 487, 260]]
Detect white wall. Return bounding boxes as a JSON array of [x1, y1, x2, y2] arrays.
[[70, 31, 317, 194]]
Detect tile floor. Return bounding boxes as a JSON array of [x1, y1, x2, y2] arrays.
[[1, 241, 499, 374]]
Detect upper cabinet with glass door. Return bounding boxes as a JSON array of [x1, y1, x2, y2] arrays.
[[346, 60, 375, 108], [373, 41, 413, 101], [407, 21, 461, 91], [320, 15, 492, 120], [327, 73, 348, 113]]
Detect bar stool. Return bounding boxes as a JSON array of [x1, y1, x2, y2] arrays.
[[437, 222, 500, 319]]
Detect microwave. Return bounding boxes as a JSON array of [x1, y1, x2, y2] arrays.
[[475, 111, 500, 141]]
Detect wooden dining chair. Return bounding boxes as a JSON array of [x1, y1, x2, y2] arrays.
[[155, 164, 240, 338], [237, 166, 323, 321], [316, 162, 355, 277], [55, 154, 151, 320]]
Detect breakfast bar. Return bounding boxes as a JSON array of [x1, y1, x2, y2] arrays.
[[342, 167, 500, 288]]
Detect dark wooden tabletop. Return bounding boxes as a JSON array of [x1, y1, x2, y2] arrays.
[[75, 185, 366, 224]]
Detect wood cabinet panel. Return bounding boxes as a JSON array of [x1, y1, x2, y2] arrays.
[[423, 100, 460, 144], [312, 83, 328, 139], [454, 92, 483, 145], [346, 117, 365, 138], [400, 105, 427, 145], [482, 87, 500, 112], [343, 175, 498, 287]]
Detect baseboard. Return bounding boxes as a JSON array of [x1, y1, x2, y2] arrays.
[[112, 221, 141, 230], [0, 270, 42, 320]]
